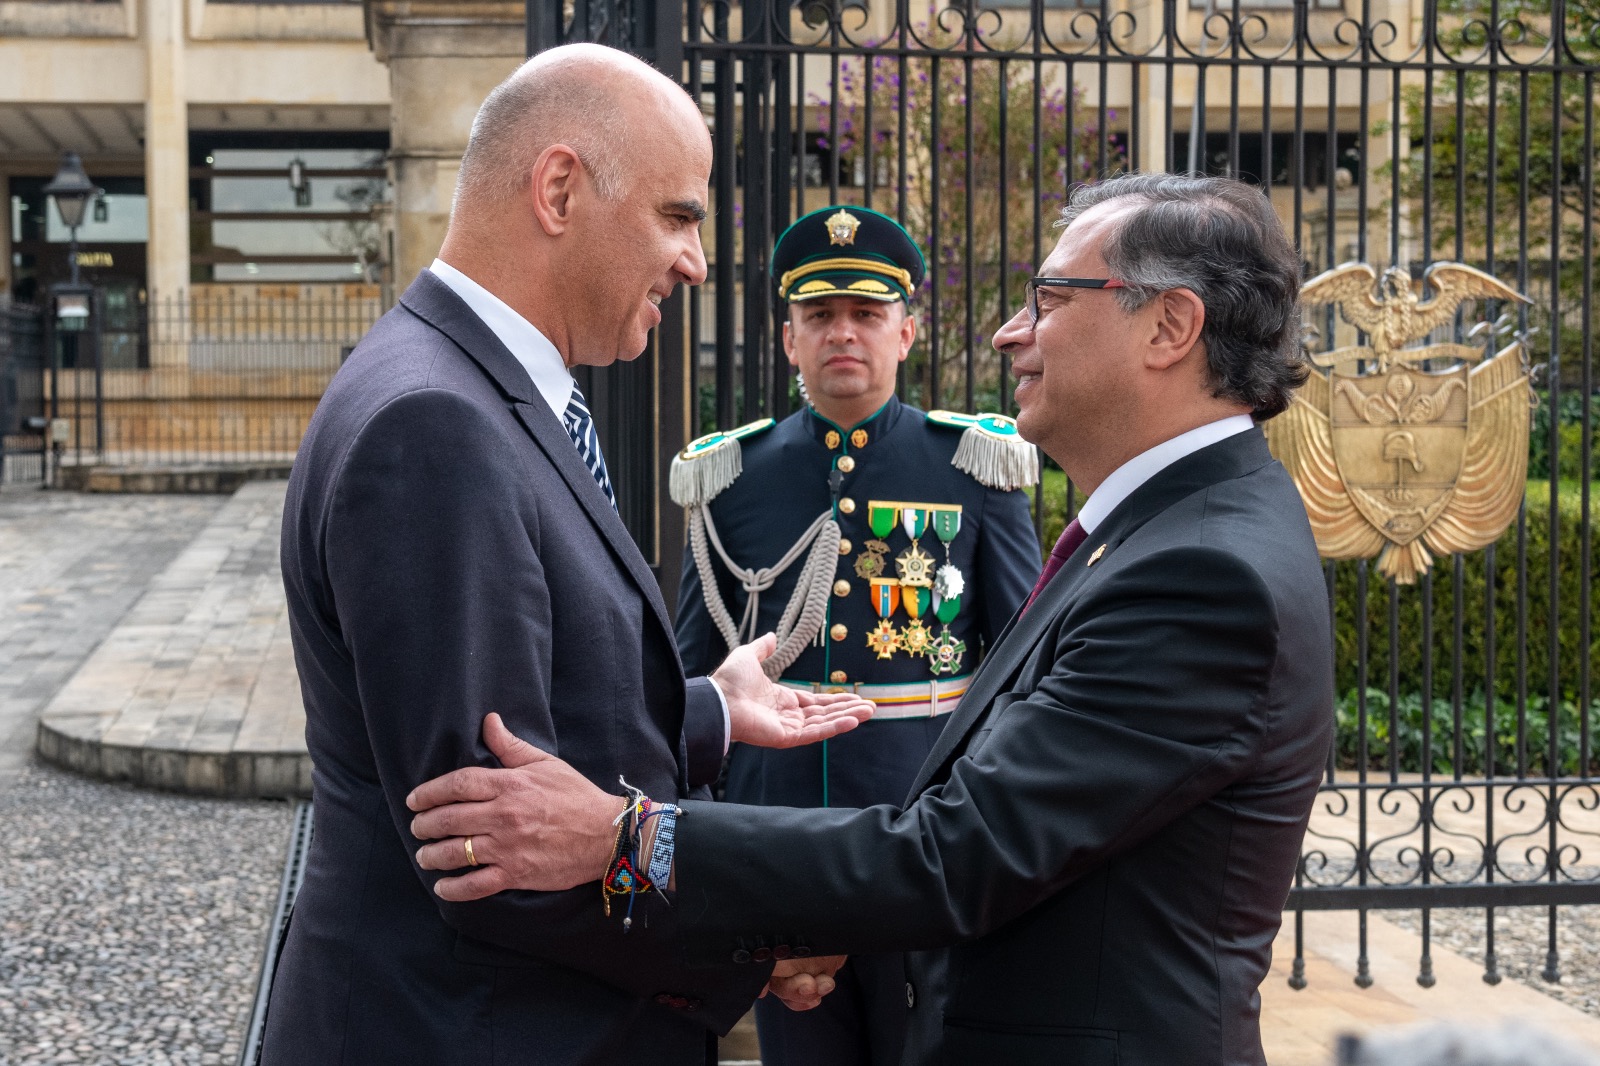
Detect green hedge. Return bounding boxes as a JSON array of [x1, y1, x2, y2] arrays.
[[1336, 687, 1600, 776], [1038, 471, 1599, 710]]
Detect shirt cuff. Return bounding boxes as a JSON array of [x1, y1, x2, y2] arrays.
[[706, 676, 731, 754]]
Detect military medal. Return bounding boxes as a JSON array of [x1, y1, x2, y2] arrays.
[[902, 583, 931, 619], [854, 540, 890, 580], [926, 631, 966, 675], [902, 507, 930, 540], [866, 619, 903, 660], [869, 505, 900, 539], [866, 577, 902, 659], [870, 577, 902, 618], [900, 619, 934, 656], [931, 507, 962, 561], [895, 543, 935, 587], [932, 564, 964, 624]]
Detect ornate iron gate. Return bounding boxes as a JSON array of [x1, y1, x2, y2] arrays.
[[669, 0, 1600, 987]]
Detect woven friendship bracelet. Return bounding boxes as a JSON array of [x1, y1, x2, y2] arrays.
[[646, 804, 679, 890]]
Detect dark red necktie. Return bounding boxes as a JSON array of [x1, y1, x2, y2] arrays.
[[1022, 518, 1087, 615]]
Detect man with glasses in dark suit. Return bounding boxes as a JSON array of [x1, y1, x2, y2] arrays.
[[409, 172, 1335, 1066]]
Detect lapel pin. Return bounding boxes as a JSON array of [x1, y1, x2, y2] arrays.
[[1087, 544, 1107, 566]]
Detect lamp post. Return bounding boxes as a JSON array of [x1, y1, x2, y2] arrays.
[[44, 152, 99, 288], [42, 152, 104, 476]]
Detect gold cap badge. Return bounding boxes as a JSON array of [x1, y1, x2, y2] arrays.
[[826, 209, 861, 246]]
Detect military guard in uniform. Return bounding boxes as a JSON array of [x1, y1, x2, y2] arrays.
[[672, 205, 1041, 1066]]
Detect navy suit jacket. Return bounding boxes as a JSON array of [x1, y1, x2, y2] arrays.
[[265, 271, 767, 1066], [671, 430, 1334, 1066]]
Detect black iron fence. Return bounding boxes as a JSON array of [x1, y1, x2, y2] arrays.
[[41, 289, 382, 470], [665, 0, 1600, 987], [0, 298, 46, 485]]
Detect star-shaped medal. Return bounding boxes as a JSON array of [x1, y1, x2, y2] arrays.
[[900, 619, 934, 656], [895, 543, 935, 587], [926, 630, 967, 676], [866, 619, 903, 660]]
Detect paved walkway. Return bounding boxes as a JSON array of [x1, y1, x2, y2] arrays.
[[0, 487, 227, 792], [34, 481, 308, 798]]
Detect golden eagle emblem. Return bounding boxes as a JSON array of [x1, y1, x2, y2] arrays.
[[1265, 261, 1533, 584]]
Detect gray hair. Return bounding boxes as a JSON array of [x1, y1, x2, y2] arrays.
[[1337, 1021, 1600, 1066], [1057, 172, 1307, 420], [453, 51, 630, 213]]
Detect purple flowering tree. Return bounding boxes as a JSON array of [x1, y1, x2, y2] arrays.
[[815, 43, 1123, 410]]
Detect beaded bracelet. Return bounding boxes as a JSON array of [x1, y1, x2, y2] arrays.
[[602, 779, 655, 929]]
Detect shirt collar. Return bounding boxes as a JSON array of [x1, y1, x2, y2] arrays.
[[1076, 414, 1256, 534], [805, 395, 902, 453], [429, 258, 573, 417]]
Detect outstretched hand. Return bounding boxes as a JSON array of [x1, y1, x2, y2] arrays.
[[715, 633, 874, 748], [408, 713, 618, 901]]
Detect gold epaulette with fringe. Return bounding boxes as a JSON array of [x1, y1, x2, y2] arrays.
[[926, 410, 1040, 491], [668, 419, 777, 507]]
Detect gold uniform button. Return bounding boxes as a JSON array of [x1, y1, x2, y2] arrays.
[[830, 624, 848, 642], [838, 498, 857, 515], [837, 456, 856, 473], [833, 580, 851, 597], [838, 539, 853, 555], [830, 670, 848, 684]]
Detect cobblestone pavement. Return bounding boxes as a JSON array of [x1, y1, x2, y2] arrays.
[[0, 489, 227, 787], [0, 488, 293, 1065], [0, 762, 290, 1066]]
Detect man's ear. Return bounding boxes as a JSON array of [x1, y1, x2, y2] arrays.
[[783, 318, 799, 367], [898, 309, 916, 362], [1145, 288, 1205, 371], [529, 144, 583, 237]]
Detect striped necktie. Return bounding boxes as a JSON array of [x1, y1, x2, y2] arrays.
[[561, 384, 617, 512]]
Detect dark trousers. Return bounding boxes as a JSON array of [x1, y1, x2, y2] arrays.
[[753, 953, 909, 1066]]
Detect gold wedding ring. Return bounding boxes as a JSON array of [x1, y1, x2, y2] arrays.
[[464, 836, 478, 867]]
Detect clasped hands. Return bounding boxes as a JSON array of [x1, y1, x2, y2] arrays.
[[406, 633, 867, 1009]]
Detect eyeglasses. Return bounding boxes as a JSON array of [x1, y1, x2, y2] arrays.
[[1025, 276, 1126, 329]]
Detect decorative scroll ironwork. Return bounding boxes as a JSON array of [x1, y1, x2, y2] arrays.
[[678, 0, 1600, 990]]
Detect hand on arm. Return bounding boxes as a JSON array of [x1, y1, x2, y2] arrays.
[[715, 633, 874, 748], [409, 713, 621, 900]]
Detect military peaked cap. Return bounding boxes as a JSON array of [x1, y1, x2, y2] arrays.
[[771, 205, 927, 304]]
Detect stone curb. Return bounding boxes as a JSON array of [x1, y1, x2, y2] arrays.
[[60, 462, 295, 494], [34, 719, 311, 798]]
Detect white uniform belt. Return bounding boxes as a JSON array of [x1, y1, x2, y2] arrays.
[[780, 675, 972, 719]]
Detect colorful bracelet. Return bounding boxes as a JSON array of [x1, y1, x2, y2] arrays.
[[646, 804, 679, 889], [602, 778, 656, 930]]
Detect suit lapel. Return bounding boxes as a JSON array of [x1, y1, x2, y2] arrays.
[[906, 429, 1277, 797], [511, 400, 678, 642], [398, 271, 678, 646]]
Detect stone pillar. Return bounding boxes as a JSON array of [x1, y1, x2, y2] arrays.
[[365, 1, 524, 290], [145, 0, 189, 307]]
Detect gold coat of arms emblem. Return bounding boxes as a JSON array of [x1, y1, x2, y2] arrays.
[[1266, 261, 1533, 584]]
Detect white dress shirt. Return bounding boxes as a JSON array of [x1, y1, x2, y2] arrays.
[[429, 258, 574, 418], [1076, 414, 1256, 534], [428, 258, 732, 750]]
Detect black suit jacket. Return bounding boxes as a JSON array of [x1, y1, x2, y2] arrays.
[[265, 272, 767, 1066], [672, 429, 1333, 1066]]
